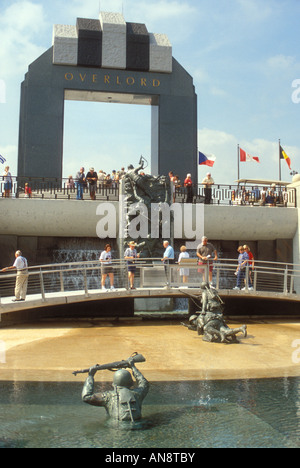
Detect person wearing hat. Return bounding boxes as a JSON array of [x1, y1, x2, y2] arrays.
[[86, 167, 98, 200], [82, 356, 149, 422], [75, 167, 86, 200], [124, 241, 140, 289], [202, 172, 215, 204]]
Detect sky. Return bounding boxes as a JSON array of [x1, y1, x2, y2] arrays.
[[0, 0, 300, 184]]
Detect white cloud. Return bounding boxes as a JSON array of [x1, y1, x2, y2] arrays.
[[267, 55, 297, 70], [236, 0, 274, 22], [0, 1, 46, 79]]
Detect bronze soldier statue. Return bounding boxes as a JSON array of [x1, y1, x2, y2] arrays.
[[77, 354, 149, 422]]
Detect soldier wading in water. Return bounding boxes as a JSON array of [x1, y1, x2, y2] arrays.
[[81, 356, 149, 422]]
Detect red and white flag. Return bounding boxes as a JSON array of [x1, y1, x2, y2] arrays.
[[240, 147, 260, 163]]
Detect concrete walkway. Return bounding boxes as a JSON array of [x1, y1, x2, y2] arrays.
[[0, 318, 300, 382]]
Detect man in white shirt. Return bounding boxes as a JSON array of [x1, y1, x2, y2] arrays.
[[202, 172, 214, 204], [161, 240, 175, 286], [1, 251, 29, 301]]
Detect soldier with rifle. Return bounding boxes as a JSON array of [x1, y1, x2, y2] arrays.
[[73, 353, 149, 423]]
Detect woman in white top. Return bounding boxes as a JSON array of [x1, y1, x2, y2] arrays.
[[178, 246, 190, 284], [99, 244, 115, 291]]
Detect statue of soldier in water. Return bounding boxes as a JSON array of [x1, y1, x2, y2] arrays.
[[80, 355, 149, 422]]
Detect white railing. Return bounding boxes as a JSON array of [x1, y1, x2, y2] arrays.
[[0, 258, 299, 303]]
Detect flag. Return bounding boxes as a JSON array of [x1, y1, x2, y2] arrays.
[[280, 146, 291, 170], [240, 147, 260, 163], [199, 151, 216, 167], [0, 154, 6, 165]]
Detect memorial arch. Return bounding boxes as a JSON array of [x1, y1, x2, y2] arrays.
[[18, 12, 197, 182]]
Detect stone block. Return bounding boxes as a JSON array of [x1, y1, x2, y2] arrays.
[[149, 33, 172, 73], [126, 22, 150, 71], [52, 25, 78, 66], [76, 18, 102, 67], [99, 12, 126, 69]]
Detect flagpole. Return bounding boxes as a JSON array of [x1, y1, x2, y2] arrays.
[[279, 139, 282, 181], [237, 144, 240, 181]]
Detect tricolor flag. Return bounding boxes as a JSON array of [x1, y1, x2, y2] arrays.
[[240, 147, 260, 163], [0, 154, 6, 165], [199, 151, 216, 167], [280, 146, 292, 170]]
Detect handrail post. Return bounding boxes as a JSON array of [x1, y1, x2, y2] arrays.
[[83, 269, 89, 297], [216, 264, 220, 290], [283, 265, 288, 295], [59, 268, 64, 292], [290, 275, 294, 294], [253, 270, 258, 292], [204, 263, 209, 284], [245, 264, 249, 291], [39, 269, 46, 302]]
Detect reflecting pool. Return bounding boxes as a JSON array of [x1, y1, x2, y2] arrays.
[[0, 377, 300, 448]]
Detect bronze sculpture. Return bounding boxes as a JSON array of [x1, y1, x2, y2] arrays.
[[121, 157, 172, 258], [74, 353, 149, 422], [182, 283, 248, 343]]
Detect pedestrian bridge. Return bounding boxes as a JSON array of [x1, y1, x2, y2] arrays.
[[0, 259, 299, 325]]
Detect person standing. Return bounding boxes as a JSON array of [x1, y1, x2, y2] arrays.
[[3, 166, 12, 198], [233, 246, 249, 290], [99, 244, 115, 291], [24, 183, 32, 198], [197, 236, 218, 284], [178, 245, 190, 285], [184, 173, 193, 203], [86, 167, 98, 200], [0, 251, 28, 301], [202, 172, 214, 204], [124, 241, 140, 290], [243, 245, 254, 290], [161, 240, 175, 286], [76, 167, 86, 200]]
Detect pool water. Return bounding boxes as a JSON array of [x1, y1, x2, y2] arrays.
[[0, 378, 300, 448]]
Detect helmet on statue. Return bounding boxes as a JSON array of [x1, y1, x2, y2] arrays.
[[113, 369, 134, 388]]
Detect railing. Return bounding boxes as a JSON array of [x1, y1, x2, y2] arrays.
[[0, 176, 296, 207], [0, 176, 119, 201], [0, 258, 299, 303]]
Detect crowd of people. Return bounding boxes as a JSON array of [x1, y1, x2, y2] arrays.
[[70, 166, 215, 204], [2, 164, 290, 207], [0, 238, 257, 301], [69, 166, 130, 200], [99, 236, 255, 292]]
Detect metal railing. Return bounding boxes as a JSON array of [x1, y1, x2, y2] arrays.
[[0, 258, 299, 303], [0, 176, 296, 207]]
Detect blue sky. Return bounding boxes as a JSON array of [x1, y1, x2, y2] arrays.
[[0, 0, 299, 184]]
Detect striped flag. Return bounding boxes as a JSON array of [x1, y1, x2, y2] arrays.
[[280, 146, 292, 170], [240, 147, 260, 163], [0, 155, 6, 165], [199, 151, 216, 167]]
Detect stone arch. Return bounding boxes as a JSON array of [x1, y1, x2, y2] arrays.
[[18, 12, 197, 183]]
